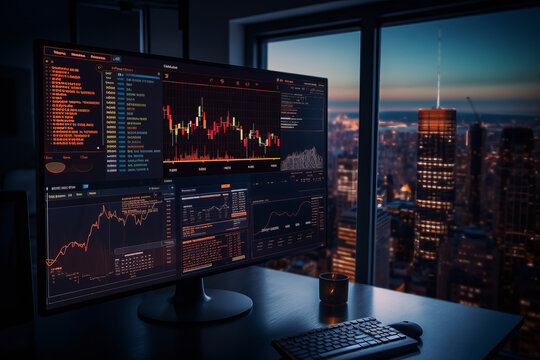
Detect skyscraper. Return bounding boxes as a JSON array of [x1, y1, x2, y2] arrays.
[[335, 155, 358, 221], [518, 266, 540, 357], [330, 155, 358, 250], [386, 200, 415, 291], [440, 226, 498, 308], [332, 207, 357, 281], [383, 174, 394, 204], [495, 127, 538, 356], [496, 127, 536, 306], [386, 199, 415, 264], [332, 206, 391, 287], [468, 121, 485, 224], [413, 108, 456, 297]]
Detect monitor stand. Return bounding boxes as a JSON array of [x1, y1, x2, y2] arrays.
[[138, 277, 253, 324]]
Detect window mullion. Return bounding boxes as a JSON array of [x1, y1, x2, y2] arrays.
[[355, 17, 380, 284]]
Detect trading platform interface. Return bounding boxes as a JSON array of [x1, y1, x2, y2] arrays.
[[39, 43, 327, 310]]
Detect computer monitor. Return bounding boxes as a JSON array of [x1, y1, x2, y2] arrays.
[[35, 40, 327, 323]]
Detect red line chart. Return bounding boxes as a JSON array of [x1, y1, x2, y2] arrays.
[[46, 202, 157, 267], [254, 200, 312, 236]]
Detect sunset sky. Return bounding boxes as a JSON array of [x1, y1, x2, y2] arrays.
[[267, 7, 540, 117]]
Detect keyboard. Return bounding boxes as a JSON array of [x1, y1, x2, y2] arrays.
[[271, 317, 419, 360]]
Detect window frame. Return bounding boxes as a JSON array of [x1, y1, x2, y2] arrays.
[[245, 0, 538, 284]]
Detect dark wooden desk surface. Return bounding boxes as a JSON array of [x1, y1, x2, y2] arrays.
[[1, 266, 522, 359]]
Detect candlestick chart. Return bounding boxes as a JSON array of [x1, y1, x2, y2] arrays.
[[162, 76, 282, 176]]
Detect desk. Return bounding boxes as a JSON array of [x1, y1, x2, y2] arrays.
[[1, 266, 522, 359]]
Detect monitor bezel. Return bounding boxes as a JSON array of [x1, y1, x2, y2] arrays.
[[35, 39, 328, 316]]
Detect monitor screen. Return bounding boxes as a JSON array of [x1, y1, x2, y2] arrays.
[[36, 41, 327, 311]]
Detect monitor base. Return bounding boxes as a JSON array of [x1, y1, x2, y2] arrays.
[[138, 277, 253, 324]]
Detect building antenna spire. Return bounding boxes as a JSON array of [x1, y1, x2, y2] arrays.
[[437, 26, 442, 109]]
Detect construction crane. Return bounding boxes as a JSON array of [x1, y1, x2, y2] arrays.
[[466, 96, 481, 122]]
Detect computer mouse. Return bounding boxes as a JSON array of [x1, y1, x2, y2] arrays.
[[387, 321, 423, 340]]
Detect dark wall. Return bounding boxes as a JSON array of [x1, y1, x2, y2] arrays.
[[0, 0, 184, 184], [0, 1, 71, 176], [189, 0, 334, 64]]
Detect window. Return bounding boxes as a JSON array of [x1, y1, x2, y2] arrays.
[[376, 8, 540, 357], [265, 31, 361, 279], [257, 4, 539, 357]]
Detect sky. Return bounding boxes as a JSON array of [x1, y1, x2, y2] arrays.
[[268, 31, 360, 114], [267, 7, 540, 117]]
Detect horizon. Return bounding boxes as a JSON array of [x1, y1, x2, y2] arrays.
[[268, 7, 540, 118], [329, 109, 540, 120]]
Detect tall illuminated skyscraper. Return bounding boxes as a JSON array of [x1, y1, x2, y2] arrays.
[[332, 207, 391, 286], [335, 155, 358, 220], [332, 207, 357, 281], [413, 108, 456, 297], [411, 27, 457, 297], [331, 155, 358, 252]]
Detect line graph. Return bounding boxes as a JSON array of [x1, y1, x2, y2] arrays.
[[45, 187, 177, 304], [254, 200, 312, 236], [182, 193, 231, 226], [46, 201, 158, 267], [252, 196, 319, 240], [198, 202, 230, 220], [251, 195, 325, 258]]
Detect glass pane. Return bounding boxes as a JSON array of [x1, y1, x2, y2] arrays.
[[376, 8, 540, 357], [266, 31, 360, 279]]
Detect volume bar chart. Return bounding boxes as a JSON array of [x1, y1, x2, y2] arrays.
[[162, 73, 282, 176]]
